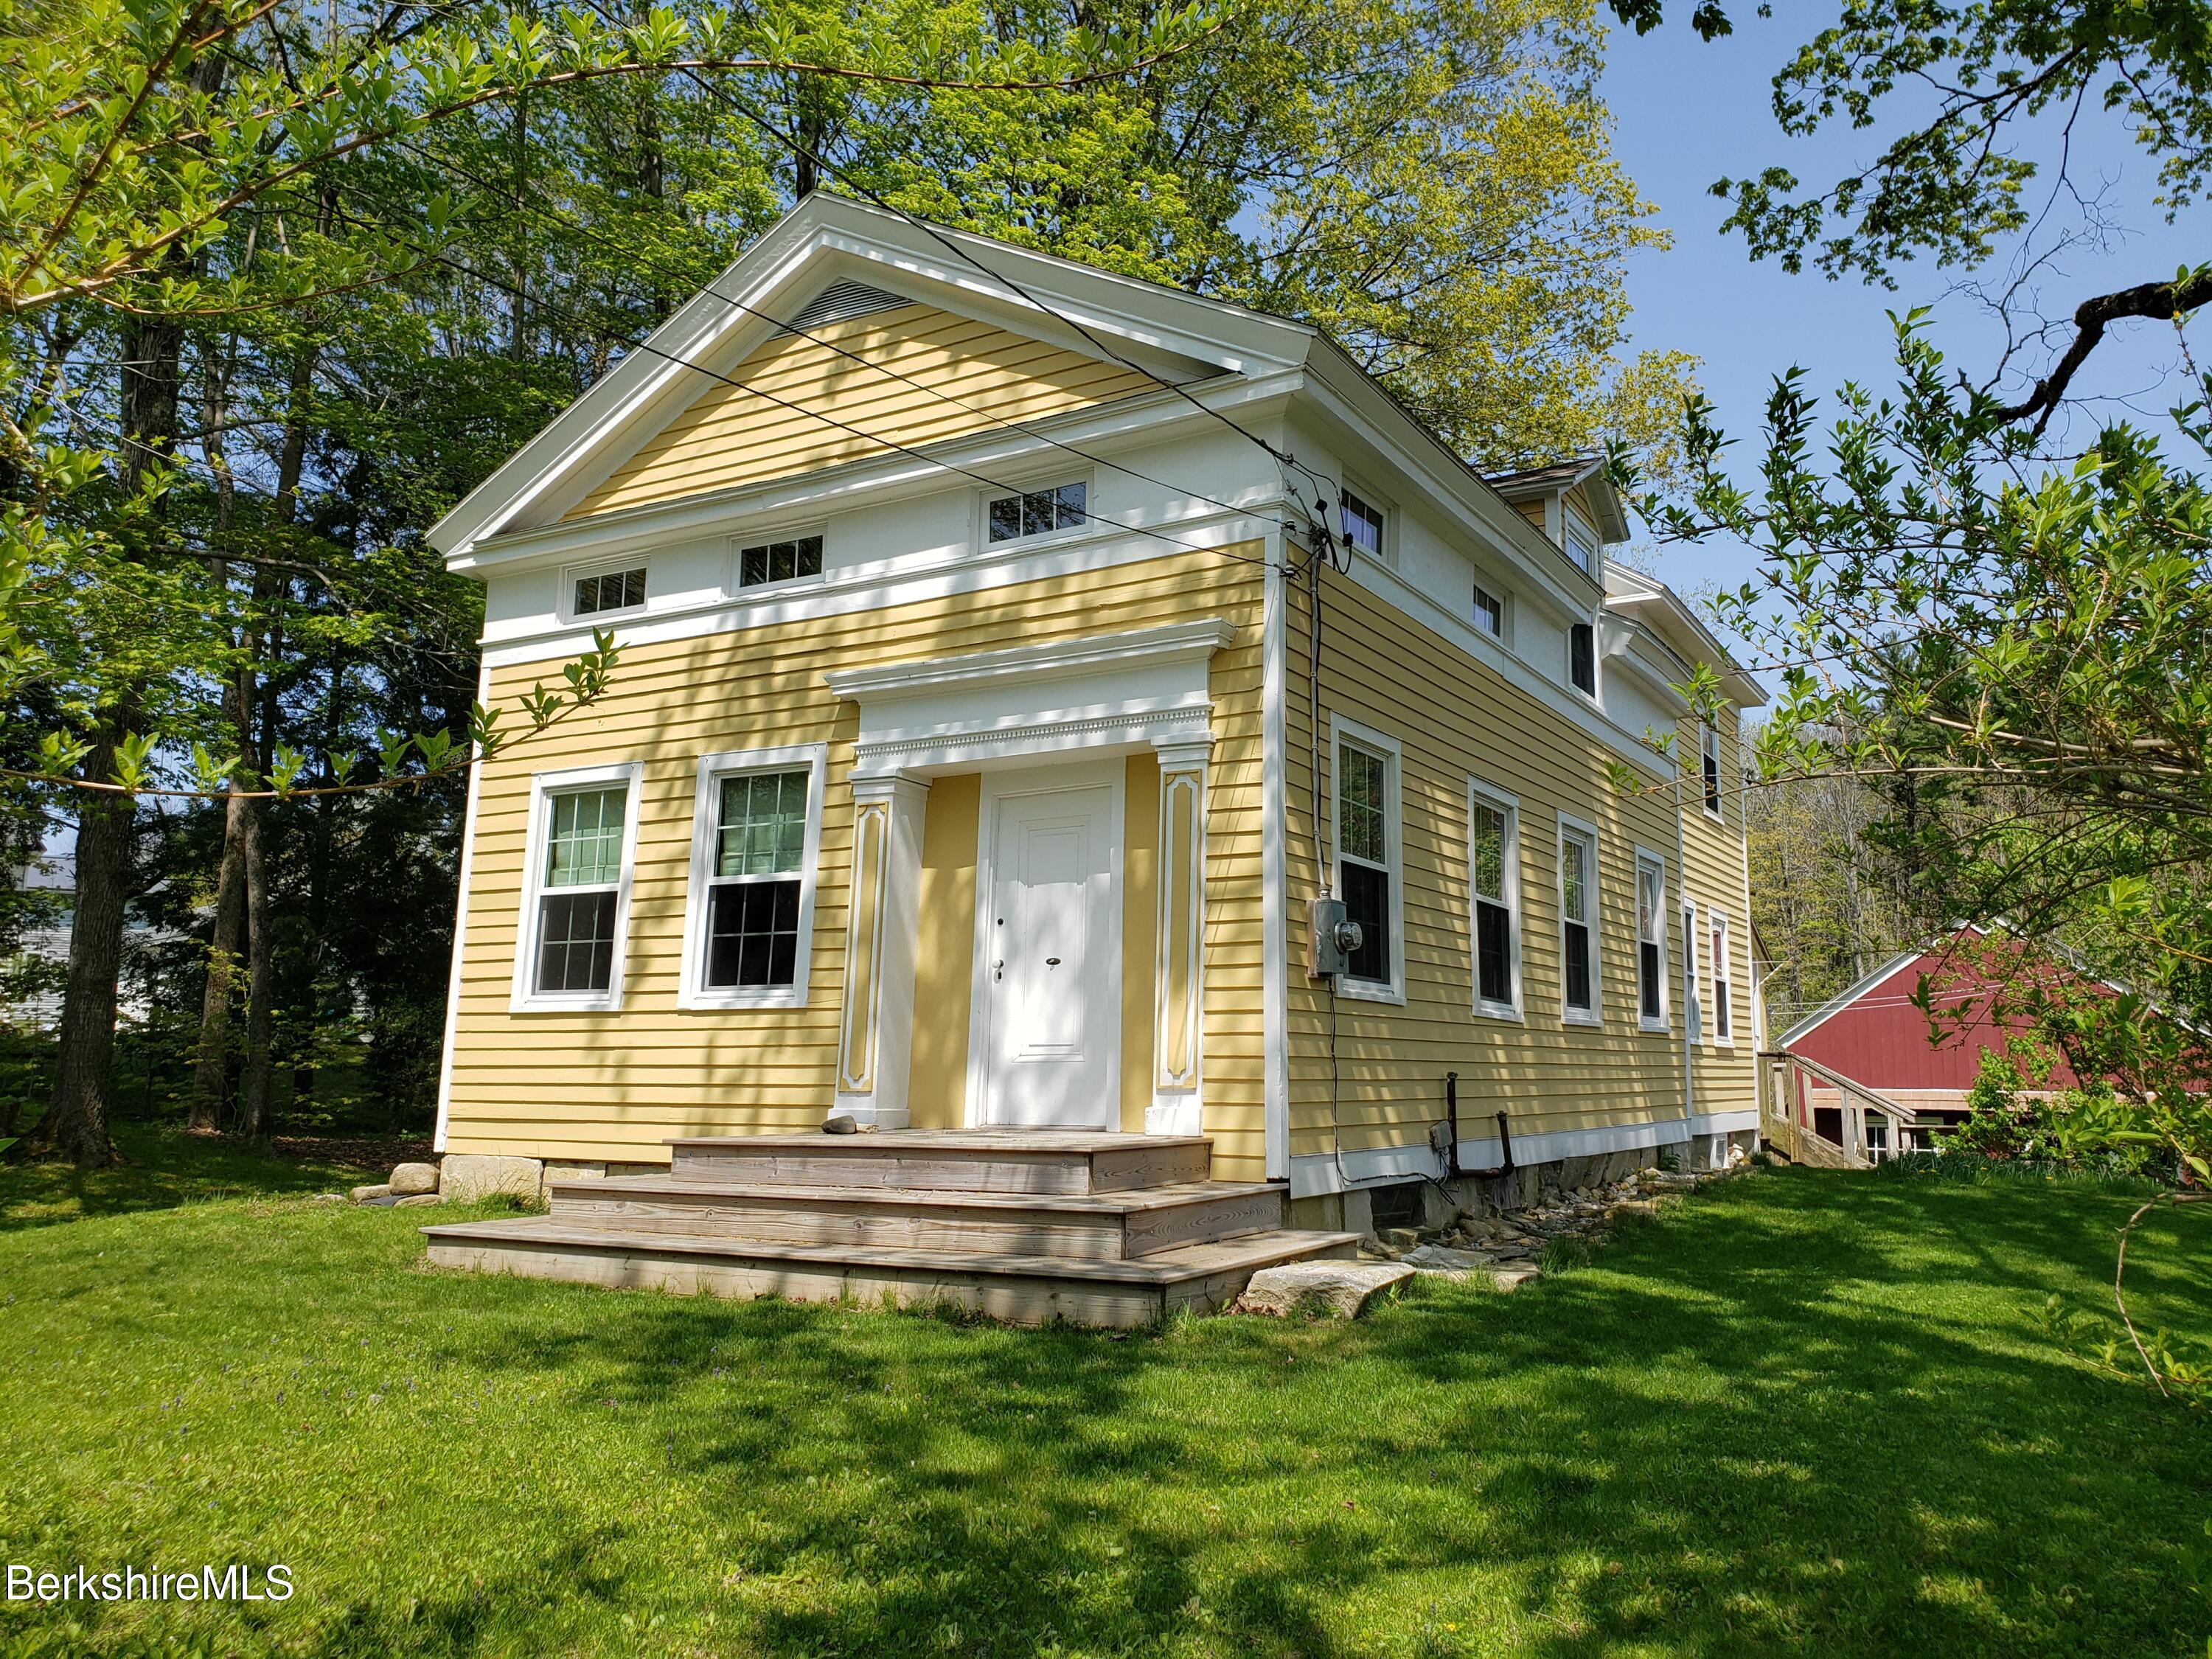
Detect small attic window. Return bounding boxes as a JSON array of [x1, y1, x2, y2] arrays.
[[780, 282, 904, 335], [574, 566, 646, 617], [1563, 506, 1600, 576]]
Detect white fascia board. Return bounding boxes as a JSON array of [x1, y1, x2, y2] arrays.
[[825, 619, 1237, 702], [1774, 947, 1929, 1050], [1290, 362, 1607, 625], [1603, 574, 1767, 707]]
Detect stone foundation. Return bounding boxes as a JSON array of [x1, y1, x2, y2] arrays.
[[1286, 1138, 1755, 1233], [439, 1154, 547, 1204]]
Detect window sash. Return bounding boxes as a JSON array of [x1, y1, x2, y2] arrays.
[[1340, 861, 1391, 984], [1340, 490, 1384, 558], [1472, 582, 1503, 636], [1702, 726, 1722, 815], [704, 878, 802, 990], [1711, 917, 1732, 1039], [544, 787, 625, 889], [573, 567, 646, 616], [987, 481, 1087, 543], [715, 770, 809, 877], [1337, 742, 1388, 869], [1564, 921, 1593, 1012], [738, 535, 823, 588], [1570, 623, 1596, 695], [1561, 830, 1595, 1015], [1636, 860, 1665, 1023]]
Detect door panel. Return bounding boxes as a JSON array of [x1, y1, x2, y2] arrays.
[[981, 783, 1117, 1128]]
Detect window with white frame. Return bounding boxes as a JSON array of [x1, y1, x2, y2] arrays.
[[1682, 897, 1701, 1043], [1469, 784, 1520, 1015], [1569, 622, 1597, 698], [1701, 723, 1723, 819], [1334, 730, 1398, 992], [1559, 817, 1599, 1023], [1472, 581, 1504, 639], [987, 481, 1087, 543], [518, 768, 639, 1008], [1635, 852, 1667, 1029], [1564, 506, 1600, 576], [681, 746, 825, 1006], [737, 532, 823, 589], [1338, 488, 1385, 560], [1710, 909, 1733, 1043], [571, 566, 646, 618]]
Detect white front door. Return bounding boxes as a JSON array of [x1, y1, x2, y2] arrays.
[[978, 780, 1119, 1129]]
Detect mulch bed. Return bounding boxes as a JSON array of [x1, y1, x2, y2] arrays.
[[267, 1135, 434, 1172]]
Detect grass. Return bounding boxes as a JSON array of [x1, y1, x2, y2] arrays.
[[1, 1150, 2208, 1657]]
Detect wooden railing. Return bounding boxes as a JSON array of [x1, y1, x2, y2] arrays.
[[1759, 1049, 1941, 1169]]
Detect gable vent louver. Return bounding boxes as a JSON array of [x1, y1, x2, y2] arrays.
[[779, 281, 905, 335]]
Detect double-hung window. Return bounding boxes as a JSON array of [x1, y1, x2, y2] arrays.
[[1635, 851, 1667, 1029], [516, 765, 641, 1010], [1702, 723, 1723, 819], [1468, 783, 1520, 1017], [987, 481, 1087, 543], [1564, 507, 1600, 577], [1710, 909, 1733, 1043], [1332, 723, 1401, 997], [680, 745, 826, 1008], [1682, 898, 1702, 1043], [1558, 815, 1600, 1024]]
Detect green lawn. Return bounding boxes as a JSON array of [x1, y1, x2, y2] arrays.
[[1, 1149, 2208, 1658]]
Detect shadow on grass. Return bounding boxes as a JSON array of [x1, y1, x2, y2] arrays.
[[0, 1123, 380, 1232], [390, 1169, 2212, 1658]]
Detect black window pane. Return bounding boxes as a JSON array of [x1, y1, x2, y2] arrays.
[[1571, 624, 1596, 694], [1342, 862, 1389, 984], [795, 535, 823, 578], [706, 879, 802, 989], [1022, 490, 1053, 537], [742, 545, 768, 587], [1640, 941, 1661, 1018], [1054, 481, 1087, 529], [537, 891, 617, 993], [621, 568, 647, 608], [1565, 924, 1592, 1010], [1476, 902, 1511, 1004], [989, 495, 1022, 542]]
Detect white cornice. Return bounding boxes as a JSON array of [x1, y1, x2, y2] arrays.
[[826, 619, 1237, 702]]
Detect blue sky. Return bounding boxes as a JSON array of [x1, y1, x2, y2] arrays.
[[1598, 12, 2202, 603]]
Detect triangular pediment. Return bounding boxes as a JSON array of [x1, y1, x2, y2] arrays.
[[563, 296, 1158, 521]]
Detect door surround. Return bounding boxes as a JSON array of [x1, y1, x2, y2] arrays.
[[964, 759, 1126, 1129]]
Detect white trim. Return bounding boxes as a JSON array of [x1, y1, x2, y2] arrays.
[[1555, 809, 1602, 1028], [675, 743, 829, 1009], [1328, 714, 1405, 1005], [1288, 1115, 1694, 1198], [1687, 1108, 1759, 1137], [432, 661, 492, 1152], [509, 761, 645, 1013], [1708, 905, 1735, 1046], [827, 619, 1234, 700], [964, 759, 1127, 1130], [1261, 535, 1289, 1180], [1149, 757, 1207, 1135], [1466, 778, 1523, 1021], [1634, 846, 1670, 1033]]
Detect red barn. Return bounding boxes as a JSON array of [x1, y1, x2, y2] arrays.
[[1765, 928, 2085, 1163]]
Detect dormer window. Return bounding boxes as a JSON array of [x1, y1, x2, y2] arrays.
[[988, 481, 1087, 543], [573, 566, 646, 617], [1339, 490, 1385, 559]]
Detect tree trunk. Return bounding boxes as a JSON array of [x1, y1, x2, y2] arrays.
[[31, 735, 132, 1168], [189, 791, 249, 1131], [236, 796, 275, 1140]]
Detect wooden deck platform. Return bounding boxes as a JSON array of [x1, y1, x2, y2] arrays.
[[422, 1130, 1357, 1328]]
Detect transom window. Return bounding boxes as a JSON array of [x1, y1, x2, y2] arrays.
[[1472, 582, 1503, 638], [988, 481, 1087, 543], [1636, 853, 1666, 1028], [535, 786, 627, 995], [1469, 787, 1520, 1015], [1336, 737, 1394, 989], [1339, 489, 1385, 560], [739, 534, 823, 589], [1560, 822, 1598, 1021], [573, 567, 645, 617], [1702, 723, 1723, 818], [705, 771, 810, 990]]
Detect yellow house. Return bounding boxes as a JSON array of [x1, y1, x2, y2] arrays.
[[424, 195, 1764, 1284]]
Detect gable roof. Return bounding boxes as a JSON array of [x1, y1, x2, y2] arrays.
[[1601, 565, 1765, 707], [1484, 454, 1631, 542]]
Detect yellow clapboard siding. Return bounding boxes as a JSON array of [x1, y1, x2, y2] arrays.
[[568, 304, 1158, 518], [448, 546, 1270, 1167]]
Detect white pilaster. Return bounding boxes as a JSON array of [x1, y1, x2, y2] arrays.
[[834, 773, 930, 1128], [1148, 737, 1209, 1136]]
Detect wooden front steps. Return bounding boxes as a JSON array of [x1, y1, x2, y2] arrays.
[[422, 1130, 1357, 1328]]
